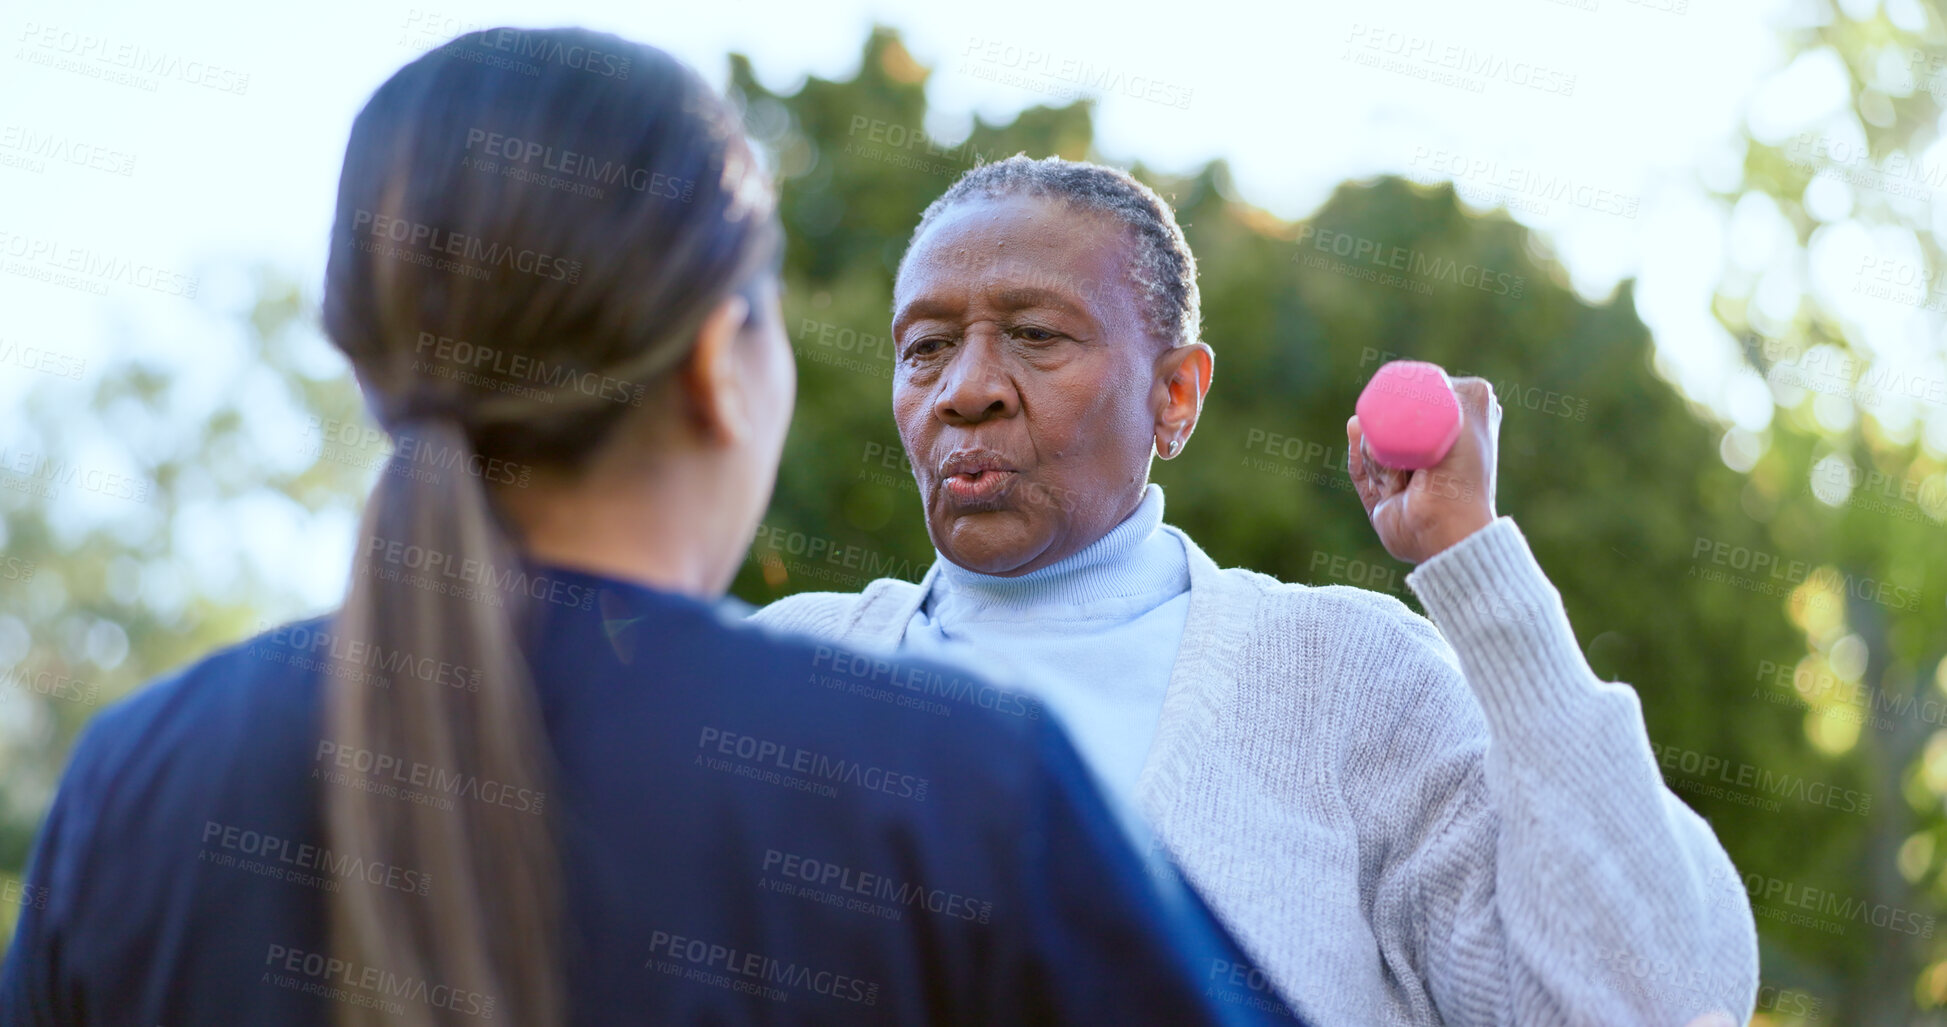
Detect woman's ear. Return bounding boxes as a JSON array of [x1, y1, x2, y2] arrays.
[[1153, 342, 1215, 447], [678, 293, 755, 445]]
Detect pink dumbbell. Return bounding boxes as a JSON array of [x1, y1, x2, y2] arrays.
[[1355, 360, 1462, 470]]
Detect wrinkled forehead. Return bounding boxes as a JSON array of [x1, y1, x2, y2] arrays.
[[893, 194, 1140, 326]]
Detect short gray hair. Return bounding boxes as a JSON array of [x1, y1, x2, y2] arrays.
[[899, 154, 1201, 348]]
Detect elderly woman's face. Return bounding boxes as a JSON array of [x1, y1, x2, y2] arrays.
[[891, 194, 1165, 576]]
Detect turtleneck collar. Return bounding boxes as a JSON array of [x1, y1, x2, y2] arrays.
[[926, 483, 1187, 619]]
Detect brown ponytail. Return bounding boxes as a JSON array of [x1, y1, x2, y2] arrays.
[[317, 27, 780, 1026], [328, 417, 559, 1025]]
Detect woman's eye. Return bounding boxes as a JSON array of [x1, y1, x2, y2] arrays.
[[907, 337, 947, 358], [1015, 327, 1057, 343]]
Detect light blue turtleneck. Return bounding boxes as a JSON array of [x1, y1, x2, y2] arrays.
[[902, 483, 1191, 806]]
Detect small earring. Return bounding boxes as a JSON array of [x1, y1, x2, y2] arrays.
[[1163, 439, 1177, 456]]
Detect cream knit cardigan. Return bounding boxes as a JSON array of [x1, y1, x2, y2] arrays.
[[748, 516, 1760, 1025]]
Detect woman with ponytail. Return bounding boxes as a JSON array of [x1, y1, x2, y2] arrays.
[[0, 27, 1300, 1027]]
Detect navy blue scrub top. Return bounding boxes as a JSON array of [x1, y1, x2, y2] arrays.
[[0, 560, 1304, 1025]]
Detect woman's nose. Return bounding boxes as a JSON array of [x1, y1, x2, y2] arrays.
[[934, 335, 1019, 424]]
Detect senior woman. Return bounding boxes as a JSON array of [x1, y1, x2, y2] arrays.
[[752, 155, 1758, 1026]]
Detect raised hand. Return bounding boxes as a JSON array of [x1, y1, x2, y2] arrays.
[[1346, 376, 1501, 564]]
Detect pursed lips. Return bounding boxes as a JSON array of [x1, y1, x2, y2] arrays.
[[937, 450, 1019, 503]]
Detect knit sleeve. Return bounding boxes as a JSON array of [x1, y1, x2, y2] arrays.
[[1342, 517, 1757, 1024]]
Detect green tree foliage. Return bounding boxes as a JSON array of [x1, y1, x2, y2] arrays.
[[1702, 1, 1947, 1020], [0, 24, 1931, 1021], [0, 270, 370, 947]]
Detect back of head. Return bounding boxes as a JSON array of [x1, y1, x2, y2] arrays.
[[325, 26, 779, 456], [319, 27, 778, 1026]]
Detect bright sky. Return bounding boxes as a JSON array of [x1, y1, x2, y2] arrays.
[[0, 0, 1941, 616]]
